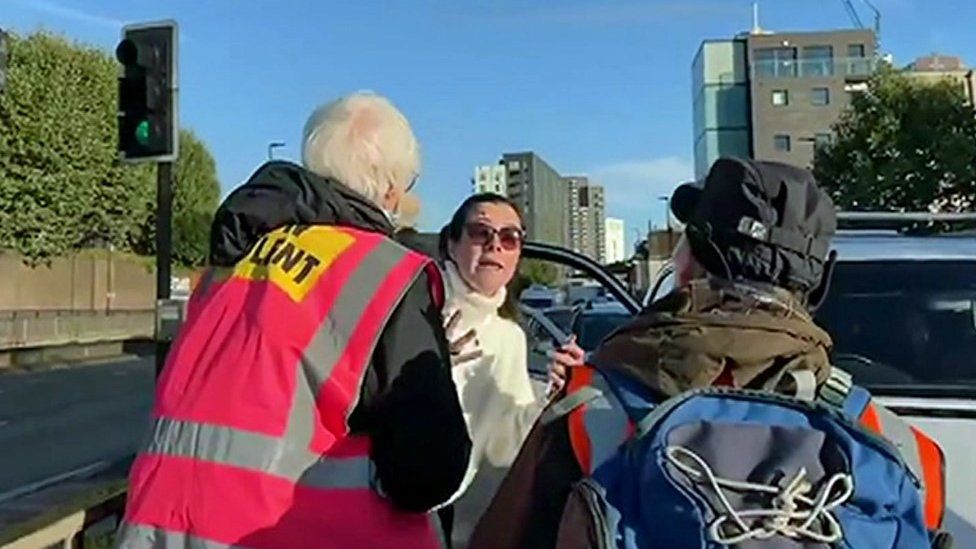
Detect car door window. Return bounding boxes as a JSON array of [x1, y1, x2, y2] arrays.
[[644, 263, 676, 307], [517, 242, 640, 372]]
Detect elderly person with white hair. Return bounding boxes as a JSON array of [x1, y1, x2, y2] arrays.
[[116, 92, 471, 549]]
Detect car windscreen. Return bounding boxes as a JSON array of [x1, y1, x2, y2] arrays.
[[815, 260, 976, 397]]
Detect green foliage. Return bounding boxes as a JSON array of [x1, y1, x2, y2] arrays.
[[132, 130, 220, 266], [520, 258, 558, 287], [0, 31, 220, 266], [173, 130, 219, 266], [813, 67, 976, 212]]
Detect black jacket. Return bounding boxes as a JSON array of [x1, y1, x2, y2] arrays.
[[210, 161, 472, 512]]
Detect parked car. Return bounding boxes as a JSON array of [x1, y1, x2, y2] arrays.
[[520, 283, 562, 309]]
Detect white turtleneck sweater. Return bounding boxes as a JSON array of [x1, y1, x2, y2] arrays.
[[441, 262, 543, 505]]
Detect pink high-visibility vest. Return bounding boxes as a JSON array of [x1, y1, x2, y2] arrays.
[[117, 225, 446, 549]]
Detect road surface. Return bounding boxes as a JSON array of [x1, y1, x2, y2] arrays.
[[0, 356, 540, 547], [0, 357, 154, 498]]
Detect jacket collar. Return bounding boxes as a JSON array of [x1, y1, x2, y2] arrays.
[[209, 161, 394, 266]]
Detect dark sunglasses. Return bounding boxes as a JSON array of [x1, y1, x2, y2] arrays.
[[464, 223, 525, 251]]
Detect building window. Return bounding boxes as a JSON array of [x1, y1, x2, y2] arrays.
[[772, 89, 789, 106], [774, 134, 791, 152], [802, 45, 834, 77], [847, 44, 866, 58], [814, 133, 832, 148], [755, 47, 797, 78], [810, 87, 830, 106]]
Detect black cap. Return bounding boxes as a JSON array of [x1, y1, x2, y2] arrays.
[[670, 157, 836, 293]]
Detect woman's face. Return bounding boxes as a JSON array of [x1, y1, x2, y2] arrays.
[[449, 202, 524, 297]]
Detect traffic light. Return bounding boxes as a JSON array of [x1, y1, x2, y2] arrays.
[[0, 29, 9, 95], [116, 21, 178, 163]]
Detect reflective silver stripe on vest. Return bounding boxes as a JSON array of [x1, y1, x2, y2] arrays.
[[116, 523, 235, 549], [300, 238, 412, 392], [582, 373, 631, 472], [144, 416, 372, 489], [145, 417, 317, 478], [873, 402, 925, 488]]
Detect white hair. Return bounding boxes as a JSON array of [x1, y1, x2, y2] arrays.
[[302, 91, 420, 206]]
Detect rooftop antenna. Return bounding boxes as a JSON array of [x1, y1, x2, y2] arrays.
[[749, 2, 771, 35]]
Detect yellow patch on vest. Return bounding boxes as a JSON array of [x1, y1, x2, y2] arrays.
[[234, 225, 356, 302]]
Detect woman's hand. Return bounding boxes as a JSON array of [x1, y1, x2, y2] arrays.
[[546, 336, 585, 396], [444, 309, 483, 367]]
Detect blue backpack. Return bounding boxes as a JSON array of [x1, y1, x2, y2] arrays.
[[547, 367, 946, 548]]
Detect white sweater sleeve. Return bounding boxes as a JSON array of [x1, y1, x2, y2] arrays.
[[437, 318, 544, 509], [482, 323, 544, 467]]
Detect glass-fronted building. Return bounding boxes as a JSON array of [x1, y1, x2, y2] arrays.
[[691, 39, 752, 179]]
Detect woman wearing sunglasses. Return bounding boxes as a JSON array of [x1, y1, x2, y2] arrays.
[[436, 192, 554, 546]]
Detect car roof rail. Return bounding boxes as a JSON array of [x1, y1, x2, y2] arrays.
[[836, 211, 976, 232]]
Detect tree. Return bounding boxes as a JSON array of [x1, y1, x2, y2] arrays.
[[0, 31, 154, 262], [172, 209, 214, 267], [813, 67, 976, 213], [0, 31, 220, 266], [520, 258, 558, 287], [173, 130, 220, 266], [131, 130, 221, 266]]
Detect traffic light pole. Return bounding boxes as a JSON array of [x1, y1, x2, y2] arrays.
[[155, 161, 173, 378], [116, 20, 179, 379]]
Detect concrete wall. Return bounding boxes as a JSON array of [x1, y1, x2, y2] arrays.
[[0, 251, 156, 311], [0, 310, 154, 350]]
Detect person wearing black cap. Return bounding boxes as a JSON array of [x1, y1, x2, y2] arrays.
[[468, 157, 842, 548]]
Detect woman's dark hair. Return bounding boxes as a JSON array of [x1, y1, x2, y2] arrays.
[[439, 192, 525, 322]]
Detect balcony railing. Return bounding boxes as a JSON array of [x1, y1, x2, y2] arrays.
[[752, 57, 875, 79]]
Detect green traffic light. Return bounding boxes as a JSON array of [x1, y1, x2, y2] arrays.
[[135, 120, 151, 146]]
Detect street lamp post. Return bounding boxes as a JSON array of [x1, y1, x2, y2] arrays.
[[267, 141, 285, 161]]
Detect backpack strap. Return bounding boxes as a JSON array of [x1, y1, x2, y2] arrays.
[[539, 384, 601, 425], [545, 366, 634, 475], [821, 368, 946, 530]]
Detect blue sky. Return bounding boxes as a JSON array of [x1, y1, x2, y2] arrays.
[[4, 0, 975, 246]]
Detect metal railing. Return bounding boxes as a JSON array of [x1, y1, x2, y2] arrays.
[[837, 211, 976, 231], [752, 57, 875, 79]]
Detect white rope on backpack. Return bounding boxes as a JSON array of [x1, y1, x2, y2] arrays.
[[664, 445, 854, 544]]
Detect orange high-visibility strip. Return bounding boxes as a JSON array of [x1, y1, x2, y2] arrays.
[[912, 426, 946, 529], [859, 403, 883, 433], [567, 367, 595, 474]]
